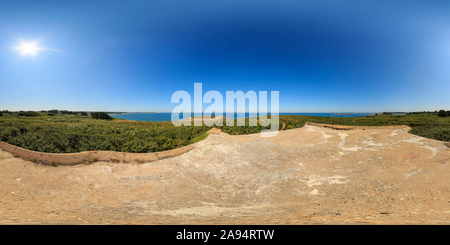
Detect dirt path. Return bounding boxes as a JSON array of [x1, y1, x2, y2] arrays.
[[1, 126, 450, 224]]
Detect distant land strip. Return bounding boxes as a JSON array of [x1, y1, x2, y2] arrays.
[[305, 122, 410, 130]]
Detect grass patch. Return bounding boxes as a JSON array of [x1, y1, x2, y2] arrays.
[[189, 132, 210, 144], [85, 157, 99, 165], [134, 158, 144, 164]]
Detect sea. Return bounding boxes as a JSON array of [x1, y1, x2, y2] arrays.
[[109, 112, 374, 122]]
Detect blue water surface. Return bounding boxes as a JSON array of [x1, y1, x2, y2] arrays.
[[109, 112, 374, 122]]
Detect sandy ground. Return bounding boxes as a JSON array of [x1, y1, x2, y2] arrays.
[[1, 125, 450, 224]]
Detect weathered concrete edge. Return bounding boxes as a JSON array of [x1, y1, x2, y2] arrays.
[[0, 141, 195, 166]]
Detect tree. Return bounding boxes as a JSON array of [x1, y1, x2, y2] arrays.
[[60, 110, 74, 115], [0, 111, 3, 117], [91, 112, 113, 120], [438, 110, 447, 117], [447, 111, 450, 117]]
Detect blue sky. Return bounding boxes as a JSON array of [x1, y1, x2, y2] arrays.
[[1, 0, 449, 113]]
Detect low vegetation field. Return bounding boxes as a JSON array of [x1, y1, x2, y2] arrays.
[[0, 112, 449, 153]]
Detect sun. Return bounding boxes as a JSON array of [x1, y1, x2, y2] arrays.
[[17, 42, 40, 56], [12, 36, 60, 61]]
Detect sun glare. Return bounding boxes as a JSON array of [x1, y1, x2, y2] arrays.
[[18, 42, 40, 56], [13, 37, 61, 61]]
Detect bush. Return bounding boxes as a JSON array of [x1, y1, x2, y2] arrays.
[[25, 111, 40, 117], [60, 110, 73, 115], [438, 110, 447, 117], [0, 111, 2, 117], [91, 112, 113, 120]]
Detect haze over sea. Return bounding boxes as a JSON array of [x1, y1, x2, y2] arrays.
[[109, 113, 374, 122]]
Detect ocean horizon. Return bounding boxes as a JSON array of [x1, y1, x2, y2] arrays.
[[109, 112, 375, 122]]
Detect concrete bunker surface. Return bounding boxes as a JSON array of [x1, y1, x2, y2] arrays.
[[0, 124, 450, 224]]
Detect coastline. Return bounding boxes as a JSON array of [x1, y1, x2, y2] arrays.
[[109, 112, 375, 123], [181, 115, 226, 122]]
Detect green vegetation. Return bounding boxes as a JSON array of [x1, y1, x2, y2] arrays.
[[25, 111, 40, 117], [274, 113, 450, 142], [189, 131, 210, 144], [0, 112, 210, 153], [438, 110, 448, 117], [217, 113, 450, 141], [85, 157, 99, 165], [91, 112, 113, 120], [0, 110, 449, 154], [133, 159, 144, 164]]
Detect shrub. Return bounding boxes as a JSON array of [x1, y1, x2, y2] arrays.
[[91, 112, 113, 120], [85, 157, 98, 165], [25, 111, 40, 117], [0, 111, 2, 117], [438, 110, 447, 117], [60, 110, 74, 115]]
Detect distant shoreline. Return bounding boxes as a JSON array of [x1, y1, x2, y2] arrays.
[[108, 112, 376, 123], [333, 113, 375, 115], [109, 112, 157, 115], [181, 116, 226, 122]]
